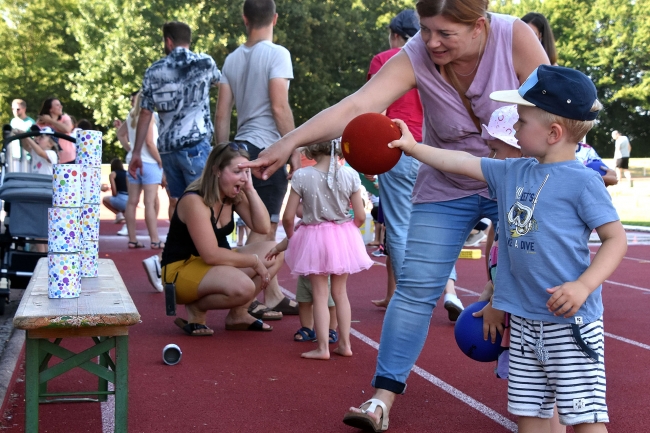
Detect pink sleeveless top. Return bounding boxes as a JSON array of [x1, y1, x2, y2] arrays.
[[403, 13, 519, 203]]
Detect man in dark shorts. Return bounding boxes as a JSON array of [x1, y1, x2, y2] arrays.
[[216, 0, 300, 241], [612, 130, 632, 185]]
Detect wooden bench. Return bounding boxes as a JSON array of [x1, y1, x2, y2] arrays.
[[13, 258, 140, 433]]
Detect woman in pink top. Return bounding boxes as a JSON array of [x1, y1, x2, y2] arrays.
[[37, 98, 75, 163], [244, 1, 549, 430]]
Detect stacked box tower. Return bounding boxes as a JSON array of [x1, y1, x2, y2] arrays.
[[47, 130, 102, 298]]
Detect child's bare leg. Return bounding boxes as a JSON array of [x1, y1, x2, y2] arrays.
[[299, 302, 313, 329], [518, 416, 551, 433], [550, 406, 566, 433], [328, 306, 337, 330], [573, 423, 607, 433], [301, 274, 330, 360], [330, 273, 352, 356], [372, 256, 396, 308]]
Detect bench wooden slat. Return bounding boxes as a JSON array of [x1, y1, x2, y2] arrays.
[[14, 258, 140, 330]]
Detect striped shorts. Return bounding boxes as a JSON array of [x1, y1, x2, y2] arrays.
[[507, 315, 608, 426]]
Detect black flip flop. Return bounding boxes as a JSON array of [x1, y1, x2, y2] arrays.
[[270, 296, 299, 315], [248, 300, 283, 321], [174, 318, 214, 336], [225, 319, 273, 332]]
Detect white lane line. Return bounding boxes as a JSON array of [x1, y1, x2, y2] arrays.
[[280, 287, 517, 431], [589, 249, 650, 263], [604, 280, 650, 293], [604, 333, 650, 350]]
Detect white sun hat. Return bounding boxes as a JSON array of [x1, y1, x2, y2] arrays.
[[480, 105, 520, 149]]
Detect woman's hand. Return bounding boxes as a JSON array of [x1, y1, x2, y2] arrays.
[[239, 140, 294, 181], [252, 254, 271, 290], [243, 168, 255, 193]]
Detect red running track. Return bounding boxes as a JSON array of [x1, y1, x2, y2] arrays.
[[1, 221, 650, 432]]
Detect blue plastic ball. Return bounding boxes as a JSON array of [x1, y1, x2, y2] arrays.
[[454, 301, 502, 363], [585, 159, 607, 176]]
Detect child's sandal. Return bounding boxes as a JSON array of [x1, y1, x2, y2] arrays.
[[329, 329, 339, 344]]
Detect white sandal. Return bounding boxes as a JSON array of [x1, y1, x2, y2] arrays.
[[342, 398, 389, 432]]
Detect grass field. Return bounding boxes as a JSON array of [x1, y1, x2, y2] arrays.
[[607, 158, 650, 226]]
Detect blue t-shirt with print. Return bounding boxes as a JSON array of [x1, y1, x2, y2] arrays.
[[481, 157, 619, 324], [141, 47, 221, 152]]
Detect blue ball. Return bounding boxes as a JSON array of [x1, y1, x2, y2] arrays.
[[454, 301, 502, 363], [585, 159, 607, 176]]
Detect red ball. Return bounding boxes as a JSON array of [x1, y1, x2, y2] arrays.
[[341, 113, 402, 175]]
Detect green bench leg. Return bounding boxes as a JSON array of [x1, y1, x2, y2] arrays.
[[114, 335, 129, 433], [25, 338, 40, 433]]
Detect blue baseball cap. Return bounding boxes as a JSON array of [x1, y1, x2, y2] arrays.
[[390, 10, 419, 39], [490, 65, 600, 121]]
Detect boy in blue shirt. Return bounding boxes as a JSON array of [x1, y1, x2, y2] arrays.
[[389, 65, 627, 432]]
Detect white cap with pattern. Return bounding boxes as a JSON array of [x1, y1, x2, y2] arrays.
[[481, 105, 520, 149]]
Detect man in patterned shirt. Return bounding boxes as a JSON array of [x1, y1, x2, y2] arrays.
[[129, 21, 221, 210]]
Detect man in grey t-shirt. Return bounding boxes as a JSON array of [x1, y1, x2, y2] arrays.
[[216, 0, 300, 316], [216, 0, 300, 241]]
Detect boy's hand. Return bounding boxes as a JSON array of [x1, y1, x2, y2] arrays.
[[388, 119, 418, 155], [546, 280, 590, 318], [473, 300, 505, 343]]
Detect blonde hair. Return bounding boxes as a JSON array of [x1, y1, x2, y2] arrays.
[[185, 143, 250, 208], [129, 92, 143, 129], [539, 99, 603, 143], [301, 141, 342, 161]]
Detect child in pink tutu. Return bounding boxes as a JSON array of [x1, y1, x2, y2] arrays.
[[269, 140, 373, 359]]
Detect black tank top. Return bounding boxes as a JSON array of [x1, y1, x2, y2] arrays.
[[161, 192, 234, 266], [114, 169, 128, 194]]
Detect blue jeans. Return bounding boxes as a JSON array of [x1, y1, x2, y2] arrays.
[[378, 154, 457, 282], [373, 195, 498, 394], [160, 139, 212, 198], [377, 153, 419, 282]]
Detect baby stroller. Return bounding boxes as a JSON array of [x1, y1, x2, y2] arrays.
[[0, 125, 76, 315]]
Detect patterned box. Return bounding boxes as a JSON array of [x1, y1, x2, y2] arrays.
[[81, 165, 102, 204], [48, 207, 81, 253], [80, 239, 98, 278], [48, 253, 81, 298], [52, 164, 83, 208], [75, 130, 102, 166], [80, 203, 100, 240]]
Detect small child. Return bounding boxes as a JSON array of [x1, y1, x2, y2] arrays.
[[389, 65, 627, 431], [269, 140, 373, 359], [268, 234, 339, 343], [16, 126, 59, 175]]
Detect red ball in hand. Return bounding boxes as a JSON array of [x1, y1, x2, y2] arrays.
[[341, 113, 402, 175]]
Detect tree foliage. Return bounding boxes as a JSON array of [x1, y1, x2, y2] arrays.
[[0, 0, 648, 160], [492, 0, 650, 156]]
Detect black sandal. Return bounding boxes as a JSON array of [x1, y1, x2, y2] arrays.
[[128, 241, 144, 249]]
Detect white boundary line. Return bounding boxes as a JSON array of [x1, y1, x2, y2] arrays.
[[280, 287, 517, 431]]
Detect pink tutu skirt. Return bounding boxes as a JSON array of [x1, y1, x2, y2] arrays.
[[285, 220, 374, 276]]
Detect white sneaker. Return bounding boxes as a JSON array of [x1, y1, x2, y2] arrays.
[[443, 293, 464, 322], [464, 230, 487, 247], [142, 255, 163, 292], [114, 212, 125, 224], [116, 224, 128, 236]]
